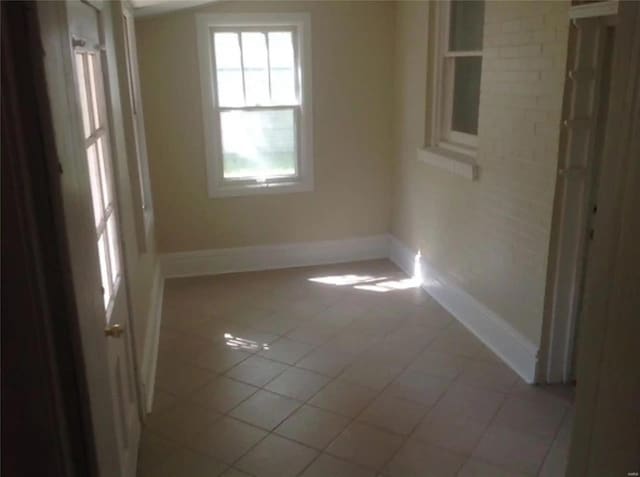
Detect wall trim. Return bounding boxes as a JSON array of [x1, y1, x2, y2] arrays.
[[389, 236, 539, 383], [569, 0, 618, 20], [133, 0, 219, 18], [417, 147, 479, 181], [157, 234, 538, 383], [140, 262, 164, 414], [160, 235, 391, 278]]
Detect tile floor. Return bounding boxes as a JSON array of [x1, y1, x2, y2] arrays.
[[138, 260, 574, 477]]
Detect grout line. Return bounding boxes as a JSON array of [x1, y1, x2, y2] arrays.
[[338, 324, 452, 473], [149, 262, 571, 477], [156, 313, 446, 472], [531, 404, 572, 476], [218, 301, 423, 475]]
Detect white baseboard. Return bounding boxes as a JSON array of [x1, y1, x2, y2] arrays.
[[156, 234, 537, 383], [140, 262, 164, 413], [160, 235, 391, 278], [389, 237, 538, 383]]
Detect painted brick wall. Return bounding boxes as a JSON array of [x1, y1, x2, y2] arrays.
[[392, 1, 570, 345]]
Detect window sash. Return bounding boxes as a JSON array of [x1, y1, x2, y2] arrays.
[[447, 0, 485, 53], [210, 27, 300, 109], [210, 26, 302, 186], [437, 1, 483, 149], [441, 56, 480, 148], [214, 104, 302, 186], [197, 13, 313, 197]]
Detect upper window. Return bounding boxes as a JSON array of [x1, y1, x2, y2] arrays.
[[196, 13, 313, 197], [429, 0, 484, 153]]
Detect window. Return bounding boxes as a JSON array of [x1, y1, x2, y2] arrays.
[[196, 13, 313, 197], [429, 0, 485, 153], [74, 50, 122, 314]]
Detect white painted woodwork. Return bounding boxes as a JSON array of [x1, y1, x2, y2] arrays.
[[390, 237, 538, 383], [543, 17, 613, 383], [39, 2, 141, 475], [196, 13, 314, 198]]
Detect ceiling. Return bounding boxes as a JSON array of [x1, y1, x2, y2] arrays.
[[131, 0, 222, 17]]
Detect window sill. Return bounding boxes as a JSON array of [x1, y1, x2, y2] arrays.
[[208, 179, 314, 198], [417, 146, 479, 180]]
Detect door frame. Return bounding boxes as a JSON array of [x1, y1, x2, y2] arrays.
[[1, 1, 96, 475], [566, 0, 640, 473], [539, 6, 618, 384]]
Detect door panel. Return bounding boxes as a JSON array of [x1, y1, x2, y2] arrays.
[[545, 17, 613, 383], [66, 2, 140, 476]]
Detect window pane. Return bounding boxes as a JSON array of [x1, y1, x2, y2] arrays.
[[87, 54, 102, 130], [75, 54, 91, 138], [216, 70, 244, 107], [268, 32, 296, 104], [106, 214, 120, 285], [98, 233, 111, 308], [268, 32, 294, 69], [449, 0, 485, 51], [96, 137, 113, 209], [87, 143, 104, 227], [451, 56, 482, 135], [220, 109, 296, 180], [215, 32, 241, 69], [214, 32, 244, 107], [241, 32, 270, 105], [270, 69, 296, 105]]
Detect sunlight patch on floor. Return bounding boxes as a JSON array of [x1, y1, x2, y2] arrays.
[[307, 253, 425, 293]]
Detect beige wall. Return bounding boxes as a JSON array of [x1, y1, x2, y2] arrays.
[[136, 0, 569, 345], [391, 1, 569, 345], [136, 1, 395, 253]]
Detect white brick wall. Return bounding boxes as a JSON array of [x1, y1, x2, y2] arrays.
[[392, 1, 570, 344]]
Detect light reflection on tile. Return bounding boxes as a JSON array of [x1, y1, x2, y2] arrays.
[[139, 260, 573, 477]]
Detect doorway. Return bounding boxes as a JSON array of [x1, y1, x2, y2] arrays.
[[38, 1, 141, 476], [543, 11, 617, 384]]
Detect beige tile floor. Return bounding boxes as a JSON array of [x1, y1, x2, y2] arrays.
[[138, 260, 574, 477]]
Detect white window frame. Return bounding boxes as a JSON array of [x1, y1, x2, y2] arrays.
[[427, 0, 484, 156], [196, 13, 313, 198], [418, 0, 484, 180]]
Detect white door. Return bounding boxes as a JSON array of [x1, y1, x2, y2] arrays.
[[67, 1, 141, 475], [545, 16, 615, 383]]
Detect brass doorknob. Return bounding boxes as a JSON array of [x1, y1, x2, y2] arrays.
[[104, 323, 125, 338]]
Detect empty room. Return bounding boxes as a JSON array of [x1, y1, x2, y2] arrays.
[[2, 1, 638, 477]]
